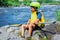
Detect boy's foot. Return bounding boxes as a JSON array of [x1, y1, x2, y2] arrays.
[[26, 37, 32, 40], [21, 36, 25, 38]]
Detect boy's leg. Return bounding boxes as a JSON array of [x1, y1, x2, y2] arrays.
[[28, 23, 35, 37], [21, 24, 27, 37]]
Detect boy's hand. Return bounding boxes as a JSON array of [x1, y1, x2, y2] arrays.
[[34, 19, 39, 24]]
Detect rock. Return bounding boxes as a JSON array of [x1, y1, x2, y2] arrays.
[[0, 32, 2, 34], [51, 34, 60, 40], [0, 23, 60, 40], [0, 25, 22, 40]]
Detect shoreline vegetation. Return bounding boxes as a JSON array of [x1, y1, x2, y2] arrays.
[[0, 0, 60, 7]]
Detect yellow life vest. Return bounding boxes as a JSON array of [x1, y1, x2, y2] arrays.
[[38, 14, 45, 27], [30, 11, 45, 27], [30, 12, 37, 23]]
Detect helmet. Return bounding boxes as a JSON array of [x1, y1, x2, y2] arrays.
[[30, 2, 40, 9]]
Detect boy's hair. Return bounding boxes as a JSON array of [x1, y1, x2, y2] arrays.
[[31, 6, 38, 11]]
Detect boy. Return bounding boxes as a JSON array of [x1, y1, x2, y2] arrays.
[[21, 2, 44, 38]]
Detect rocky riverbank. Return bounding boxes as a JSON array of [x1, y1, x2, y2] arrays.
[[0, 22, 60, 40]]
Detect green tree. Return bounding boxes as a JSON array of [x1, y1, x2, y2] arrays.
[[23, 0, 31, 6], [0, 0, 8, 7], [0, 0, 20, 7], [37, 0, 45, 4], [7, 0, 20, 6]]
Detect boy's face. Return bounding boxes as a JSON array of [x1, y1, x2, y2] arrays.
[[30, 7, 35, 12]]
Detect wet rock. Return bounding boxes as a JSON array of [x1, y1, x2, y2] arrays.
[[51, 34, 60, 40], [7, 38, 11, 40], [0, 22, 60, 40], [0, 32, 2, 34]]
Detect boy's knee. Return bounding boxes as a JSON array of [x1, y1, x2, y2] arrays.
[[28, 25, 33, 28], [28, 24, 35, 28], [22, 25, 25, 28], [22, 24, 28, 29]]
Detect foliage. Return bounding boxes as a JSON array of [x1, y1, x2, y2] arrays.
[[56, 10, 60, 21], [0, 0, 20, 7], [0, 0, 60, 7]]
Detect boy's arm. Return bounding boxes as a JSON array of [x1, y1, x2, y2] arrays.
[[34, 19, 39, 24]]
